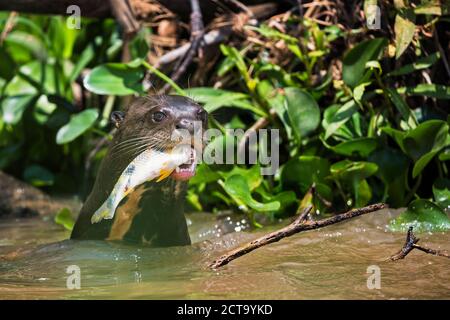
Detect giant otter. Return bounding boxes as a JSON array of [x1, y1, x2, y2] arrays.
[[71, 95, 207, 246]]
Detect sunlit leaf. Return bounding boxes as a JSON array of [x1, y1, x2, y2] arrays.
[[56, 109, 99, 144], [388, 199, 450, 233], [84, 63, 145, 95], [54, 208, 75, 231], [223, 175, 280, 212], [394, 9, 416, 59]]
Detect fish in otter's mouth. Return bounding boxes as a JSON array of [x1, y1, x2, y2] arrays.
[[171, 146, 198, 181], [91, 143, 199, 224]]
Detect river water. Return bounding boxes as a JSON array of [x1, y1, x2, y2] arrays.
[[0, 208, 449, 299]]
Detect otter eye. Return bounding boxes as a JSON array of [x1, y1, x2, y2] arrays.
[[152, 111, 166, 122]]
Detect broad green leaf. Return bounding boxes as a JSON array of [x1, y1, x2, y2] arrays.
[[388, 199, 450, 232], [397, 84, 450, 99], [23, 164, 55, 187], [324, 100, 358, 139], [259, 81, 294, 140], [369, 148, 410, 207], [394, 9, 416, 59], [189, 163, 221, 185], [56, 109, 99, 144], [223, 175, 280, 212], [84, 63, 145, 95], [4, 30, 47, 61], [5, 61, 62, 95], [54, 208, 75, 231], [330, 160, 378, 207], [219, 165, 262, 191], [387, 52, 440, 77], [48, 16, 78, 59], [433, 178, 450, 210], [1, 95, 35, 124], [402, 120, 449, 177], [381, 127, 406, 153], [281, 156, 330, 194], [386, 87, 418, 128], [343, 38, 387, 87], [254, 186, 298, 213], [324, 137, 378, 157], [185, 87, 265, 116], [284, 88, 320, 139]]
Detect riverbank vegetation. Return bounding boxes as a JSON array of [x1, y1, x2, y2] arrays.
[[0, 0, 449, 231]]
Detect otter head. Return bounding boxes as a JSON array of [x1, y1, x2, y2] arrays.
[[109, 95, 207, 181]]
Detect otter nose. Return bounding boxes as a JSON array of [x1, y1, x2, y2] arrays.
[[175, 118, 195, 134]]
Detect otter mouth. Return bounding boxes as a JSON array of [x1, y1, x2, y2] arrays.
[[171, 147, 197, 181]]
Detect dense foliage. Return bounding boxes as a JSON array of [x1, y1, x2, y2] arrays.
[[0, 1, 449, 230]]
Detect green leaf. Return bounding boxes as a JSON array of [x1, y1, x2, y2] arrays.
[[246, 24, 299, 43], [1, 95, 35, 124], [402, 120, 449, 177], [69, 44, 95, 83], [369, 148, 410, 207], [219, 165, 262, 191], [284, 88, 320, 139], [386, 87, 418, 128], [54, 208, 75, 231], [189, 163, 221, 185], [48, 16, 78, 59], [342, 38, 387, 87], [323, 100, 358, 139], [223, 175, 280, 212], [185, 87, 266, 116], [23, 164, 55, 187], [84, 63, 145, 95], [394, 9, 416, 59], [56, 109, 99, 144], [330, 160, 378, 207], [324, 137, 378, 157], [281, 156, 330, 194], [388, 199, 450, 233], [433, 178, 450, 210], [386, 52, 440, 77], [0, 47, 17, 81], [397, 84, 450, 99]]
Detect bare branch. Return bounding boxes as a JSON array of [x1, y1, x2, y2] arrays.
[[389, 226, 450, 261], [209, 203, 388, 269]]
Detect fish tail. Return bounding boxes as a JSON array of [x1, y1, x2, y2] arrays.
[[91, 200, 113, 224], [156, 168, 174, 182]]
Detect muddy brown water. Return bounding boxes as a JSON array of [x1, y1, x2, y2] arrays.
[[0, 208, 449, 299]]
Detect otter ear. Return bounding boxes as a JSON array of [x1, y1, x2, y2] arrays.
[[111, 111, 125, 128]]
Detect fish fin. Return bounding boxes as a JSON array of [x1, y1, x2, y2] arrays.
[[156, 168, 174, 182]]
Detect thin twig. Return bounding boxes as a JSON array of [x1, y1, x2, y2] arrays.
[[154, 28, 230, 68], [209, 203, 388, 269], [389, 226, 450, 261], [0, 11, 17, 45], [160, 0, 204, 94]]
